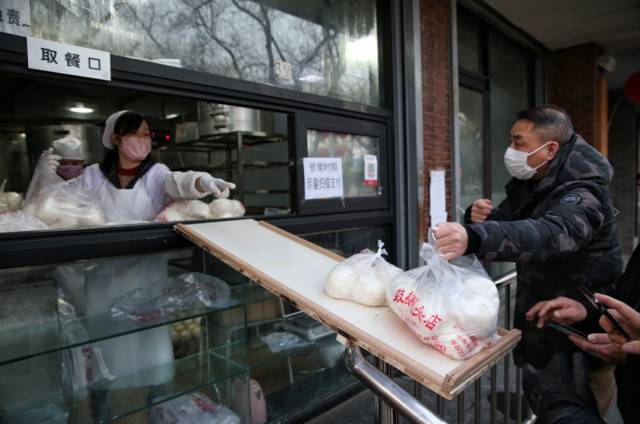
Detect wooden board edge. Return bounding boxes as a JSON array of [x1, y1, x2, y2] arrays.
[[440, 328, 522, 399], [258, 220, 346, 262], [174, 222, 514, 399]]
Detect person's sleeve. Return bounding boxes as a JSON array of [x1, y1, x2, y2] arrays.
[[163, 167, 207, 200], [463, 197, 513, 225], [466, 187, 607, 263]]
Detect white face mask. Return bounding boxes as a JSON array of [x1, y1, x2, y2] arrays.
[[503, 142, 551, 180]]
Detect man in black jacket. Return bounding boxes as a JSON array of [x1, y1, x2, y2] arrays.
[[433, 105, 622, 423]]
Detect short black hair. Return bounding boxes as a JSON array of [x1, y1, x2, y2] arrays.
[[516, 104, 574, 144], [113, 111, 147, 137]]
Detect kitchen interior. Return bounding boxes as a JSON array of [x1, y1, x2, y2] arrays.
[[0, 73, 293, 222]]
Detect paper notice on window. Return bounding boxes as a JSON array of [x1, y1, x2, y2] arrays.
[[430, 170, 447, 226], [363, 154, 378, 187], [303, 157, 344, 200]]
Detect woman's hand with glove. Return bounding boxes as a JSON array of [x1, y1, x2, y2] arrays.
[[38, 148, 62, 173], [197, 174, 236, 198]]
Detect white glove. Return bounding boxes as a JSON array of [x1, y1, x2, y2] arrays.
[[38, 148, 61, 173], [198, 174, 236, 199]]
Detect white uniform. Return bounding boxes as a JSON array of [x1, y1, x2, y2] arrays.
[[71, 163, 205, 222]]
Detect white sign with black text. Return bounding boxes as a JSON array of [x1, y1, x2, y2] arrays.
[[27, 37, 111, 81], [303, 157, 344, 200], [0, 0, 31, 36]]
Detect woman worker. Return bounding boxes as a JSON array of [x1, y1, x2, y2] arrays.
[[41, 109, 235, 222], [37, 110, 237, 420]]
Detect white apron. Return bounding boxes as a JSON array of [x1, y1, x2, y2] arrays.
[[97, 177, 156, 223]]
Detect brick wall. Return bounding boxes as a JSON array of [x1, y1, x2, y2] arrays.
[[421, 0, 453, 231], [547, 42, 602, 146]]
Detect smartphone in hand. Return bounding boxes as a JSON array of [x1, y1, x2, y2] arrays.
[[579, 285, 631, 341], [545, 320, 588, 340]]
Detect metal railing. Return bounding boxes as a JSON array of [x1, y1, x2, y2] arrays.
[[346, 270, 535, 424]]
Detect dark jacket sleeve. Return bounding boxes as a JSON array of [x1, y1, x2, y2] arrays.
[[466, 187, 606, 263]]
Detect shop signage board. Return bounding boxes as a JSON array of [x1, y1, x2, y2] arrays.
[[0, 0, 31, 36], [27, 37, 111, 81], [302, 157, 344, 200], [176, 219, 521, 399]]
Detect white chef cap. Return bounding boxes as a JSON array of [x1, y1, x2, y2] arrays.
[[102, 110, 131, 149], [53, 135, 85, 160]]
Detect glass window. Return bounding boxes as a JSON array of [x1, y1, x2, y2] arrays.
[[457, 11, 482, 74], [306, 129, 380, 199], [0, 74, 292, 234], [458, 87, 484, 211], [27, 0, 382, 106], [0, 245, 356, 421], [489, 33, 531, 204]]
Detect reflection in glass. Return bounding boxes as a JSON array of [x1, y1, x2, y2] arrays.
[[307, 130, 380, 198], [29, 0, 381, 105], [457, 11, 481, 74], [458, 86, 484, 211], [489, 33, 531, 205]]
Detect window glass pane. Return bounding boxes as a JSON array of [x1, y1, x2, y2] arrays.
[[458, 86, 484, 212], [0, 74, 291, 234], [457, 11, 481, 74], [306, 129, 380, 198], [489, 33, 531, 205], [301, 225, 388, 257], [28, 0, 381, 106]]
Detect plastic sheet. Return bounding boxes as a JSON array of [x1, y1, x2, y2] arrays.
[[111, 273, 234, 321], [387, 243, 499, 360], [260, 331, 315, 354], [325, 241, 402, 306], [150, 392, 241, 424]]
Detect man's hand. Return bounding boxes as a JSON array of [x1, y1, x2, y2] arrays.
[[526, 296, 587, 328], [570, 334, 627, 364], [432, 223, 468, 261], [471, 199, 493, 223], [594, 293, 640, 351]]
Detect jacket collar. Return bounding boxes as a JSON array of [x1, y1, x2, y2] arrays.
[[99, 149, 156, 189]]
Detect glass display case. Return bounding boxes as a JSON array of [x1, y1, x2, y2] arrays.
[[0, 224, 387, 423]]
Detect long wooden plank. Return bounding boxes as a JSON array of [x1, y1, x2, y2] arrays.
[[175, 220, 520, 398]]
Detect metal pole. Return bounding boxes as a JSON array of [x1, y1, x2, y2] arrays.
[[474, 379, 481, 424], [345, 344, 447, 424]]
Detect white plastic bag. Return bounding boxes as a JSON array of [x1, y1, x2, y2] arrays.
[[150, 392, 240, 424], [209, 199, 245, 219], [387, 243, 499, 360], [0, 179, 23, 212], [325, 241, 402, 306], [155, 200, 210, 222], [0, 211, 48, 232], [23, 152, 105, 229]]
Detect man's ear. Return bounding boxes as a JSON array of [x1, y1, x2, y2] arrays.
[[546, 141, 560, 160], [111, 134, 120, 147]]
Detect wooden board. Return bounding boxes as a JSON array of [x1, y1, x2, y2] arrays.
[[175, 219, 521, 399]]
